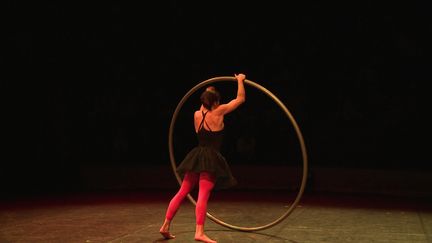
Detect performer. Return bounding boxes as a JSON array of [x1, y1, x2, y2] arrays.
[[160, 73, 246, 243]]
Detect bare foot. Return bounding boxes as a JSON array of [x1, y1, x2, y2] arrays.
[[195, 234, 217, 243], [159, 223, 175, 239], [160, 230, 175, 239]]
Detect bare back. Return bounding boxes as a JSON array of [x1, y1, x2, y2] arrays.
[[194, 107, 224, 133]]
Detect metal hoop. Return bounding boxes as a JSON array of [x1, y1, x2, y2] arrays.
[[168, 76, 308, 231]]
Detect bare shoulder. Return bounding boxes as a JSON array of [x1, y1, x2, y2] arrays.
[[194, 110, 201, 118], [211, 106, 226, 116], [212, 103, 230, 114]]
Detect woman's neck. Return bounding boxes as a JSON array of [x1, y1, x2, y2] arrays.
[[200, 105, 210, 112]]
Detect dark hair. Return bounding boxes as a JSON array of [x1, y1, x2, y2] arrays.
[[200, 86, 220, 110]]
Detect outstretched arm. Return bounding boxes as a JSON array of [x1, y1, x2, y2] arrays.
[[215, 73, 246, 115]]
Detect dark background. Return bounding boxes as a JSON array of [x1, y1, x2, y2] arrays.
[[4, 1, 430, 195]]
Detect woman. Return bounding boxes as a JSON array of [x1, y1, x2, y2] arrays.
[[160, 73, 246, 243]]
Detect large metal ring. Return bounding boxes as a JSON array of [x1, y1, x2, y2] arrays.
[[168, 76, 308, 231]]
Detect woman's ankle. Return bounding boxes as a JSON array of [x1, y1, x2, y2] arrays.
[[161, 219, 171, 230], [195, 224, 205, 235]]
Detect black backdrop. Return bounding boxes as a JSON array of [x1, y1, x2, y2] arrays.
[[4, 1, 430, 193]]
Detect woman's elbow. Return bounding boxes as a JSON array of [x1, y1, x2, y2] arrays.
[[238, 96, 246, 104]]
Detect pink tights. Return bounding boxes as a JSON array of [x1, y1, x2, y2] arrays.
[[165, 171, 215, 225]]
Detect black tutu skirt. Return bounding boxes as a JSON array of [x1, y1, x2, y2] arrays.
[[176, 146, 237, 189]]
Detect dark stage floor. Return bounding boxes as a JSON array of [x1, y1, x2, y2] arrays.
[[1, 189, 431, 243]]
